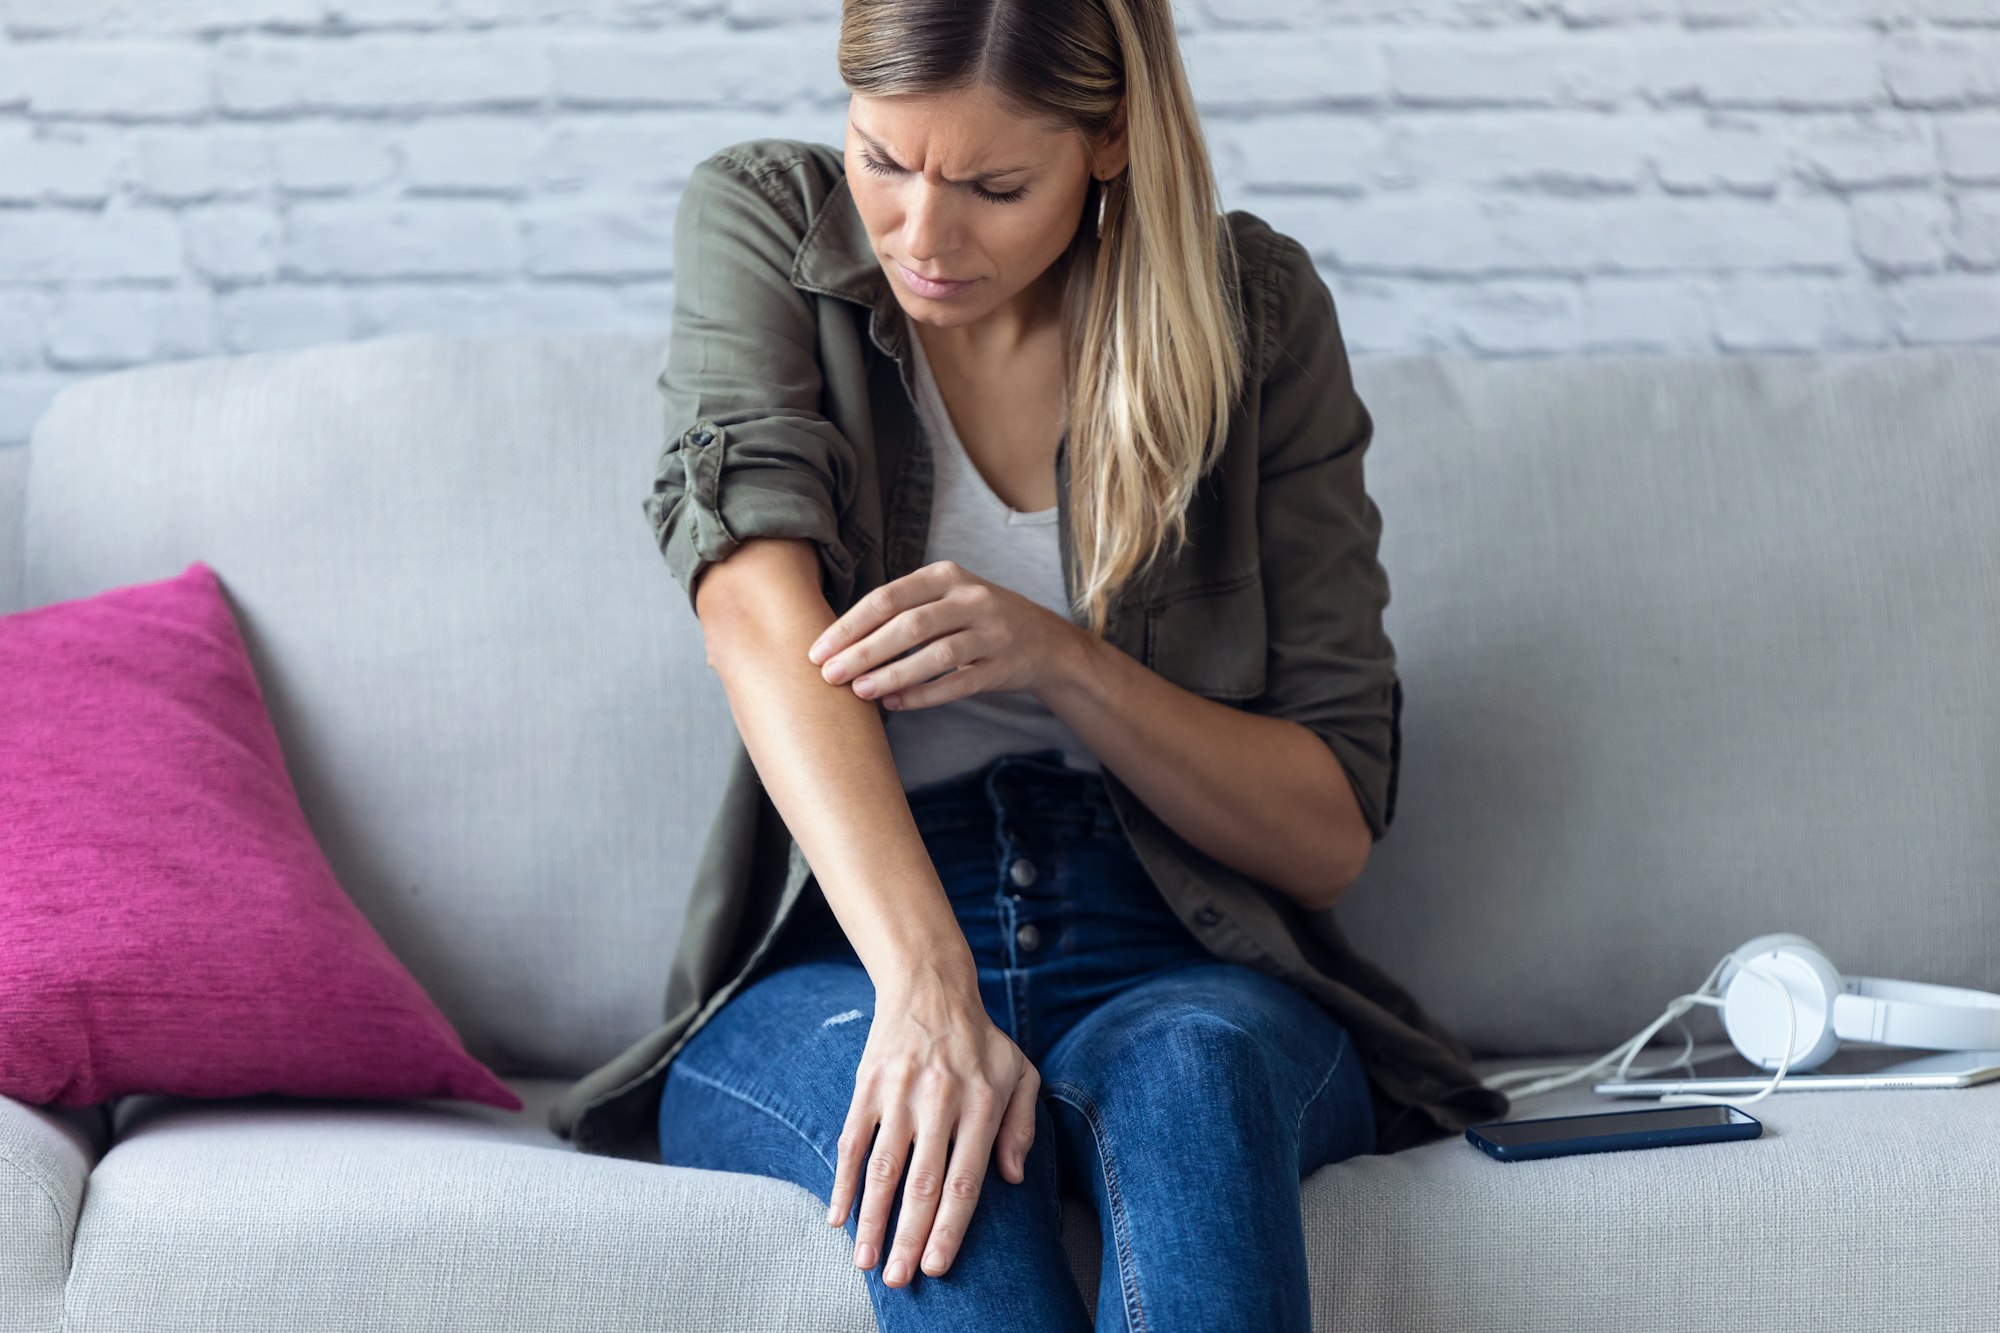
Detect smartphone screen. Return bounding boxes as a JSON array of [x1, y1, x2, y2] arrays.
[[1476, 1104, 1744, 1147]]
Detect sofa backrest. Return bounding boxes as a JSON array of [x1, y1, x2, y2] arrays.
[[21, 334, 726, 1081], [1340, 345, 2000, 1056], [1, 448, 24, 617], [20, 335, 2000, 1073]]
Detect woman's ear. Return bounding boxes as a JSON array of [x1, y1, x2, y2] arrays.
[[1092, 97, 1130, 179]]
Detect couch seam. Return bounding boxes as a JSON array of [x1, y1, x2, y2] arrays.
[[1, 1152, 79, 1332], [0, 1152, 74, 1247]]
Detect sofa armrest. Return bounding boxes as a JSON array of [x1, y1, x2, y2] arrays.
[[1, 1093, 114, 1333]]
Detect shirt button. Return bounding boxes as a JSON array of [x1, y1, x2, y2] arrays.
[[1194, 905, 1222, 927], [1015, 923, 1042, 952], [1008, 857, 1037, 888]]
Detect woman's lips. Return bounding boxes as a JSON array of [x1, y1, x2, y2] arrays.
[[899, 263, 976, 298]]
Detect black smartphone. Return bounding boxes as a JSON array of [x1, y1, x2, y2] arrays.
[[1465, 1103, 1762, 1162]]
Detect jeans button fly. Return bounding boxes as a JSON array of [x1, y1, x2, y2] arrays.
[[1008, 857, 1037, 888], [1015, 922, 1041, 952]]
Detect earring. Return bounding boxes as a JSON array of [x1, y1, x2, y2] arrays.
[[1096, 177, 1108, 239]]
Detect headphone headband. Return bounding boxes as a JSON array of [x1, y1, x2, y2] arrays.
[[1833, 976, 2000, 1052]]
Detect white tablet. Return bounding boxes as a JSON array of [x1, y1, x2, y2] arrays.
[[1593, 1048, 2000, 1098]]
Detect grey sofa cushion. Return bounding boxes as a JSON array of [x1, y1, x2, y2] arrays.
[[1341, 345, 2000, 1056], [63, 1057, 1999, 1332], [0, 447, 24, 617], [0, 1093, 113, 1331], [76, 1079, 1055, 1333]]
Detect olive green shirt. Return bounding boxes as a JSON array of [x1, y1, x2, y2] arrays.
[[546, 137, 1510, 1159]]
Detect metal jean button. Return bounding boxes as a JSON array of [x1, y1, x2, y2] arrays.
[[1008, 857, 1037, 888], [1194, 905, 1222, 927], [1015, 922, 1041, 952]]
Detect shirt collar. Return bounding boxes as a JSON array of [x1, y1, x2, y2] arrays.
[[788, 171, 911, 363]]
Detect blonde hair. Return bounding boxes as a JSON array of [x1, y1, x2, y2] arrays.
[[838, 0, 1250, 637]]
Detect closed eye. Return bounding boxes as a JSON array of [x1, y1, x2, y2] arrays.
[[858, 151, 1031, 205]]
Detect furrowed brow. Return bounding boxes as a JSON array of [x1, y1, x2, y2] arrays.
[[853, 127, 1033, 184]]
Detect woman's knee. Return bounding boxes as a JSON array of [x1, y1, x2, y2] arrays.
[[657, 958, 878, 1181], [1043, 963, 1356, 1139]]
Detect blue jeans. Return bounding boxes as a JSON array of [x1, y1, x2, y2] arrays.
[[656, 748, 1376, 1332]]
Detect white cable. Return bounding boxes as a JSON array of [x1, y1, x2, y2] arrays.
[[1480, 947, 1801, 1107]]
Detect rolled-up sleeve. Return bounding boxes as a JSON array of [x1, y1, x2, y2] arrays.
[[644, 150, 862, 615], [1249, 232, 1402, 842]]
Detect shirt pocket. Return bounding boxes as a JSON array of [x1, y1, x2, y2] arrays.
[[1143, 569, 1267, 701]]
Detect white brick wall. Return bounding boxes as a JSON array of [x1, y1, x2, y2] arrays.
[[1, 0, 1996, 450]]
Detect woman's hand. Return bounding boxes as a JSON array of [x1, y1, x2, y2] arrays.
[[807, 560, 1079, 710], [827, 964, 1042, 1287]]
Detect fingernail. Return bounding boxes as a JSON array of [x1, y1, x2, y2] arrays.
[[886, 1259, 909, 1284], [807, 643, 825, 664], [855, 1242, 876, 1268], [924, 1250, 946, 1274]]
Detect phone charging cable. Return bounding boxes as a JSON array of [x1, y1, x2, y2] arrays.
[[1479, 950, 1799, 1107]]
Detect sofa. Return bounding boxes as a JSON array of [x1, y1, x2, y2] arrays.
[[4, 332, 1996, 1332]]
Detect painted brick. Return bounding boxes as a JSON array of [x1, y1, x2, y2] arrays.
[[550, 29, 843, 109], [1637, 33, 1884, 111], [1582, 276, 1712, 352], [181, 204, 282, 280], [521, 195, 680, 278], [1891, 273, 2000, 341], [216, 285, 357, 352], [1386, 34, 1636, 109], [215, 33, 548, 113], [1939, 115, 2000, 183], [13, 40, 211, 117], [1947, 190, 2000, 267], [1883, 33, 2000, 108], [1791, 113, 1937, 191], [271, 123, 400, 192], [0, 205, 182, 281], [1183, 30, 1387, 109], [1849, 191, 1955, 272], [1711, 274, 1890, 350], [403, 117, 541, 192], [0, 123, 123, 203], [0, 2, 1986, 389], [132, 125, 273, 201], [281, 199, 521, 277], [45, 286, 217, 367]]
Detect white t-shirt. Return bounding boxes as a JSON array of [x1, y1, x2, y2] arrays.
[[882, 320, 1104, 790]]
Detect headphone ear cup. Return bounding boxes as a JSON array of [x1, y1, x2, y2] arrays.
[[1721, 941, 1844, 1071], [1719, 932, 1825, 993]]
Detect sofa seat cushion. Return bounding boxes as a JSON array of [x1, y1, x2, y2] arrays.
[[65, 1051, 2000, 1331], [69, 1078, 1073, 1332], [1, 1094, 113, 1331], [1328, 1044, 2000, 1330]]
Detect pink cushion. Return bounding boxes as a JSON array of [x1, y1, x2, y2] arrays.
[[0, 562, 522, 1113]]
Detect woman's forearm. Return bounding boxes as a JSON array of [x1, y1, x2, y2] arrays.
[[693, 538, 979, 998], [1037, 628, 1371, 912]]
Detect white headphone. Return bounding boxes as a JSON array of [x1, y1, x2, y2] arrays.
[[1481, 933, 2000, 1107]]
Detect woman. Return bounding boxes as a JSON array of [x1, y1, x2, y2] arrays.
[[547, 0, 1510, 1328]]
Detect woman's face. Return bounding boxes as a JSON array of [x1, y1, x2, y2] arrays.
[[844, 86, 1126, 333]]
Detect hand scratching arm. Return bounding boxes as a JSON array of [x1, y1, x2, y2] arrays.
[[694, 537, 976, 996]]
